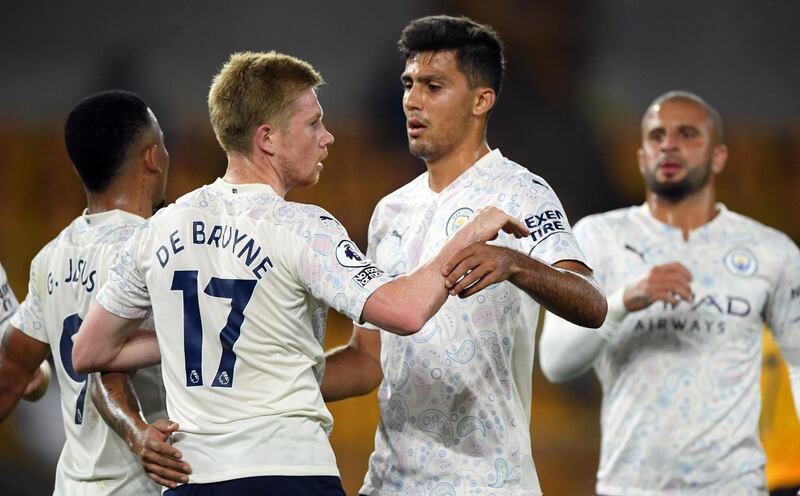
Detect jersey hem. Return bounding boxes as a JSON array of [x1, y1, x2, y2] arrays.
[[359, 484, 542, 496], [188, 464, 340, 484]]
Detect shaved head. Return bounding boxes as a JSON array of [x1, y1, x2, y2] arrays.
[[642, 91, 723, 144]]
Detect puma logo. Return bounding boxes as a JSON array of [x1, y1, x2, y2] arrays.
[[624, 244, 646, 262]]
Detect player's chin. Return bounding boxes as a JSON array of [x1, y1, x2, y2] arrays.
[[408, 141, 434, 160], [298, 173, 321, 189]]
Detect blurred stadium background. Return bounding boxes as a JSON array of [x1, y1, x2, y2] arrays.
[[0, 1, 798, 494]]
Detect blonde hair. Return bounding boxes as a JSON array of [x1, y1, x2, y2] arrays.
[[208, 51, 323, 154]]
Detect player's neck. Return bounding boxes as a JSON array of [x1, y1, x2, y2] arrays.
[[85, 187, 154, 219], [646, 184, 719, 241], [425, 140, 491, 193], [223, 153, 287, 197]]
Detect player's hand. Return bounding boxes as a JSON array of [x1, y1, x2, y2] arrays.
[[623, 262, 692, 312], [131, 419, 191, 488], [442, 245, 522, 298], [463, 206, 529, 243], [22, 361, 51, 402]]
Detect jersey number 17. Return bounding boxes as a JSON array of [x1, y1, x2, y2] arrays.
[[171, 270, 257, 389]]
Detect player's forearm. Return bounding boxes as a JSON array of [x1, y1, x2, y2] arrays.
[[539, 312, 607, 382], [0, 363, 32, 421], [362, 222, 483, 334], [321, 345, 383, 402], [91, 372, 148, 449], [509, 255, 606, 328], [74, 303, 155, 373], [76, 329, 159, 373], [0, 328, 50, 421]]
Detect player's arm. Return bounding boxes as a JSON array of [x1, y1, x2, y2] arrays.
[[91, 372, 190, 488], [21, 360, 51, 402], [441, 244, 607, 328], [765, 237, 800, 419], [361, 206, 529, 335], [540, 288, 621, 382], [0, 326, 51, 421], [539, 263, 693, 381], [73, 301, 160, 374], [321, 325, 382, 402]]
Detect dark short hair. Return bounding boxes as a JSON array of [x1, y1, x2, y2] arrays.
[[398, 15, 505, 94], [64, 90, 153, 193]]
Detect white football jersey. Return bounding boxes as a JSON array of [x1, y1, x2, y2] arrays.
[[10, 210, 166, 496], [574, 204, 800, 495], [360, 149, 586, 496], [1, 261, 19, 332], [97, 178, 392, 484]]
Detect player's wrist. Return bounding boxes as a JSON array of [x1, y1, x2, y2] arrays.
[[126, 419, 151, 450], [596, 287, 628, 341], [607, 288, 628, 323], [506, 249, 530, 283]]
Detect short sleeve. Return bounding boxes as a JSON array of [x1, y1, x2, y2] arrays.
[[10, 254, 48, 343], [515, 178, 587, 267], [295, 210, 392, 322], [0, 263, 19, 332], [96, 225, 153, 320], [766, 235, 800, 354]]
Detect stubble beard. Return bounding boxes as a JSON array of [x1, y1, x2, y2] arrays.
[[644, 160, 712, 201], [408, 138, 438, 162]]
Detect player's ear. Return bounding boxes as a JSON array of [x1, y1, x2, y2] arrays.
[[142, 142, 163, 173], [637, 148, 646, 175], [254, 124, 277, 156], [711, 144, 727, 175], [473, 87, 496, 118]]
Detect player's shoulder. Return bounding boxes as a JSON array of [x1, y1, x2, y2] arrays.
[[488, 155, 571, 208], [32, 216, 85, 261], [488, 153, 552, 187], [280, 200, 349, 239], [724, 207, 797, 250], [153, 185, 210, 219], [576, 206, 638, 230], [91, 212, 145, 247]]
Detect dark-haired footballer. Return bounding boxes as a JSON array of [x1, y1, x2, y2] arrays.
[[72, 51, 525, 496], [321, 15, 606, 495], [0, 90, 177, 495]]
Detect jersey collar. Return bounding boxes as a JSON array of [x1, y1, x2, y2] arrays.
[[635, 202, 730, 241], [425, 148, 503, 195], [209, 178, 279, 197], [81, 208, 145, 226]]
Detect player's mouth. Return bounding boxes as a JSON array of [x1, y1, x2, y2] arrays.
[[407, 118, 427, 138], [317, 151, 328, 171], [657, 158, 684, 176]]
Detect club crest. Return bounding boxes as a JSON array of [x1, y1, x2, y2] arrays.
[[724, 248, 757, 277], [446, 207, 474, 236]]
